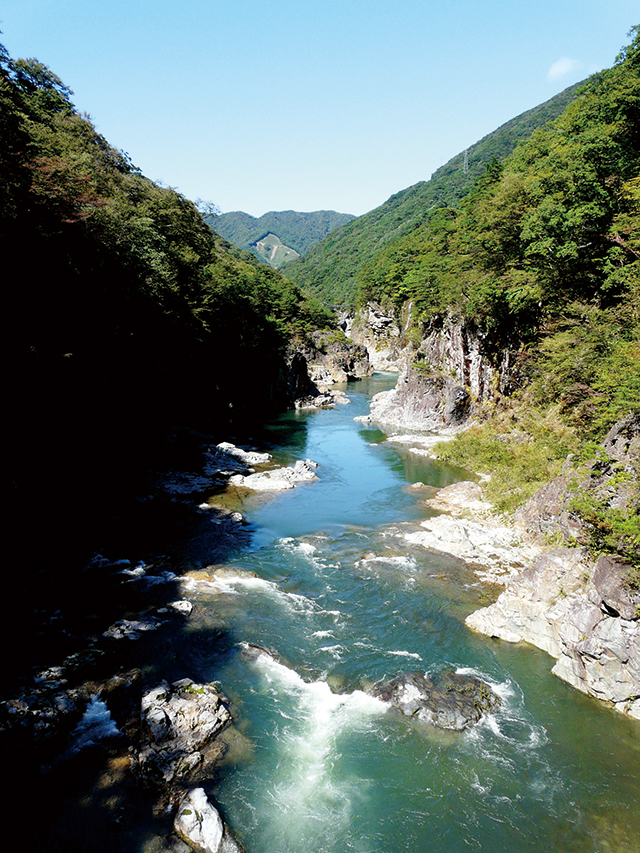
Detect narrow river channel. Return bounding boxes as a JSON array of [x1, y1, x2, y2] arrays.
[[179, 373, 640, 853]]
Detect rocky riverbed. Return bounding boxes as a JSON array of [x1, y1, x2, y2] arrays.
[[0, 436, 327, 853], [376, 424, 640, 722]]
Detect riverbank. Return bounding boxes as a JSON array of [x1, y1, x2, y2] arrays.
[[376, 429, 640, 721], [1, 431, 327, 853], [6, 374, 640, 853]]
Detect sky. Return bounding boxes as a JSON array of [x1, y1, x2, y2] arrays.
[[1, 1, 638, 217]]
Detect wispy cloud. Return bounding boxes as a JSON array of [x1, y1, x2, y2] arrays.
[[547, 56, 581, 81]]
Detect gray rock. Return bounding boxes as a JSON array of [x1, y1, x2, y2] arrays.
[[590, 555, 640, 620], [139, 679, 231, 787], [370, 669, 500, 731], [228, 459, 319, 491], [603, 412, 640, 465], [466, 548, 640, 720], [174, 788, 223, 853]]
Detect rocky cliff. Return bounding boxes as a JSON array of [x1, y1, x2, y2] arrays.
[[466, 414, 640, 719], [351, 302, 639, 720], [347, 303, 516, 431], [297, 329, 372, 387]]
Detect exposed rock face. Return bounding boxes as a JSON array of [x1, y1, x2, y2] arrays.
[[299, 329, 372, 385], [138, 678, 231, 789], [276, 346, 318, 406], [370, 669, 500, 731], [228, 458, 319, 491], [174, 787, 242, 853], [344, 303, 403, 370], [368, 366, 471, 430], [174, 788, 224, 853], [464, 413, 640, 720], [405, 513, 540, 580], [591, 555, 640, 620], [514, 412, 639, 545], [465, 549, 640, 720], [352, 309, 518, 431]]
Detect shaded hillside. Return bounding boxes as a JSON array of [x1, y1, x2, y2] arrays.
[[208, 209, 355, 267], [284, 81, 585, 305], [0, 46, 331, 576]]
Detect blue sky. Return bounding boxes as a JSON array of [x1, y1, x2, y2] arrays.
[[1, 1, 637, 217]]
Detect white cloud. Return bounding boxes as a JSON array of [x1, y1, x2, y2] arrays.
[[547, 56, 581, 81]]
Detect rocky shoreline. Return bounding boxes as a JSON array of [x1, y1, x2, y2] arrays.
[[0, 436, 332, 853], [368, 427, 640, 722], [346, 301, 639, 722]]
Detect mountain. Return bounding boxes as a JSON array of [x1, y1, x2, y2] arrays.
[[283, 80, 585, 305], [208, 209, 356, 268], [0, 44, 335, 588]]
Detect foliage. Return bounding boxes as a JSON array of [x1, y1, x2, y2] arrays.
[[285, 82, 584, 306], [208, 209, 356, 265], [433, 402, 579, 513], [1, 45, 322, 406], [568, 472, 640, 571], [1, 44, 331, 570]]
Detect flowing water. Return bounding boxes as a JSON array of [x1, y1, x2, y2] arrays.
[[181, 374, 640, 853]]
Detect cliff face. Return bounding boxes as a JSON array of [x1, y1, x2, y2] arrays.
[[297, 330, 372, 387], [466, 414, 640, 720], [348, 304, 516, 431], [351, 303, 639, 720]]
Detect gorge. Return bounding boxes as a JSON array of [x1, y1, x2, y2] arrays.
[[2, 26, 639, 853]]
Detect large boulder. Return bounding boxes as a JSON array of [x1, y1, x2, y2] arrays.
[[174, 788, 223, 853], [466, 548, 640, 720], [370, 669, 500, 731], [590, 555, 640, 620], [138, 679, 231, 788]]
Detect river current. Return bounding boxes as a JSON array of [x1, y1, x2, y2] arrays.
[[181, 374, 639, 853]]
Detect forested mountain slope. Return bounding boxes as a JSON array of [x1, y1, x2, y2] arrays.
[[1, 44, 330, 569], [364, 28, 640, 570], [284, 81, 584, 306], [208, 209, 355, 267]]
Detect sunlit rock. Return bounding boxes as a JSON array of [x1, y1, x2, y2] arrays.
[[174, 787, 223, 853], [370, 669, 500, 731], [228, 459, 319, 491]]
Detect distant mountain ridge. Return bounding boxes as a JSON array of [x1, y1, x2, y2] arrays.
[[208, 209, 356, 268], [282, 80, 586, 305]]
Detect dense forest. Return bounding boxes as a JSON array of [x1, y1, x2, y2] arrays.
[[360, 29, 640, 568], [1, 43, 331, 575], [209, 209, 355, 266], [284, 81, 584, 305]]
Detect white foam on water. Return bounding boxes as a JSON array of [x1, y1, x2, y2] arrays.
[[191, 573, 318, 615], [454, 666, 557, 811], [311, 630, 335, 639], [245, 649, 389, 848], [387, 650, 423, 660], [276, 537, 317, 559], [69, 696, 120, 753], [318, 644, 346, 659], [357, 554, 418, 571]]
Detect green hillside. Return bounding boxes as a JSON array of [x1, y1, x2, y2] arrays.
[[208, 208, 355, 267], [284, 81, 585, 306], [0, 44, 332, 575], [369, 28, 640, 564]]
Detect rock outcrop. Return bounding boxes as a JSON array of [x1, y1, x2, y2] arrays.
[[370, 669, 500, 731], [343, 303, 403, 370], [350, 308, 518, 431], [174, 787, 242, 853], [298, 329, 372, 385], [466, 550, 640, 719], [228, 458, 319, 491], [138, 678, 231, 789]]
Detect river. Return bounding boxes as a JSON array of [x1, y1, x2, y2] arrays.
[[173, 374, 640, 853]]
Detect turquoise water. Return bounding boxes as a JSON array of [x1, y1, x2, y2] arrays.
[[187, 375, 640, 853]]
